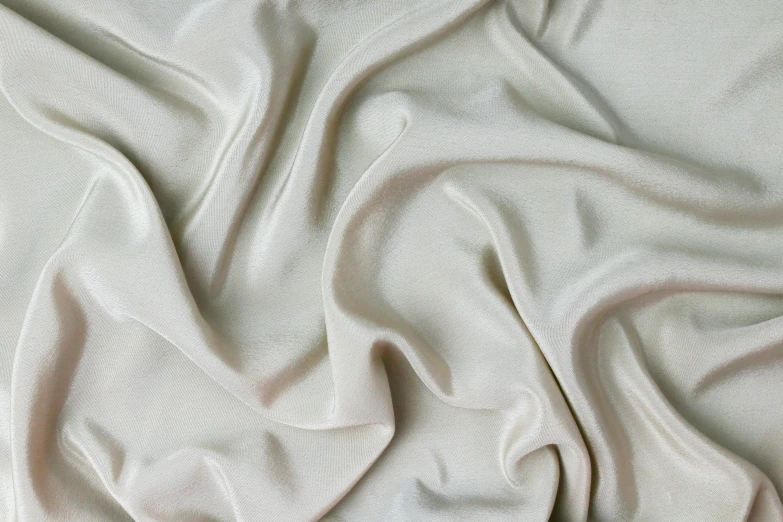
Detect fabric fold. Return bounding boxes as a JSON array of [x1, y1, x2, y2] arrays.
[[1, 0, 782, 520]]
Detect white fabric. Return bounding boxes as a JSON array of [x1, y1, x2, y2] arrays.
[[1, 0, 782, 520]]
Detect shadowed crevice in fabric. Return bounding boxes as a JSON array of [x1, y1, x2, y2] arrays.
[[257, 337, 328, 408]]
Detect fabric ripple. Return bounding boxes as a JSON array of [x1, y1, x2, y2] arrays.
[[0, 0, 782, 520]]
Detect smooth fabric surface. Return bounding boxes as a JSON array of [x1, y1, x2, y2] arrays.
[[1, 0, 782, 520]]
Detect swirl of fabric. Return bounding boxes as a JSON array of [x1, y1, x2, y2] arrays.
[[0, 0, 782, 520]]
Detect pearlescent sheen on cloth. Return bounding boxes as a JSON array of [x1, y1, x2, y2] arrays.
[[0, 0, 782, 520]]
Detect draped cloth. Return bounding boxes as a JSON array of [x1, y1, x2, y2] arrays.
[[1, 0, 782, 520]]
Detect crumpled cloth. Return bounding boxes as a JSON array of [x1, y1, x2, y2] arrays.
[[1, 0, 782, 520]]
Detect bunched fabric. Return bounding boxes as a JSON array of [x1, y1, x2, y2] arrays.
[[0, 0, 782, 520]]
